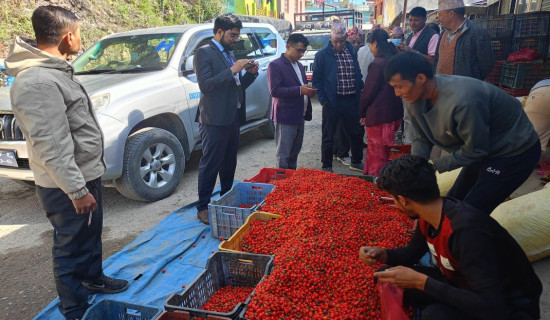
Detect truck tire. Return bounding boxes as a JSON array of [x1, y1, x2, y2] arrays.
[[259, 98, 275, 138], [116, 128, 184, 202]]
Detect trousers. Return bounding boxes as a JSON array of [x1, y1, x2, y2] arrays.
[[447, 140, 541, 214], [275, 121, 305, 169], [36, 178, 103, 319], [197, 114, 240, 211], [321, 95, 364, 168]]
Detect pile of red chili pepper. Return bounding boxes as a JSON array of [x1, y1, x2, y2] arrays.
[[233, 169, 414, 319], [200, 286, 255, 314]]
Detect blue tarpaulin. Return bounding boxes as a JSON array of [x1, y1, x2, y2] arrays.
[[34, 193, 225, 320]]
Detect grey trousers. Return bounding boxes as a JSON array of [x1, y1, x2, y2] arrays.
[[275, 121, 304, 169]]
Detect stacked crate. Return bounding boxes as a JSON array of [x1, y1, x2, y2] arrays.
[[499, 13, 550, 96], [476, 12, 550, 96], [512, 12, 550, 58]]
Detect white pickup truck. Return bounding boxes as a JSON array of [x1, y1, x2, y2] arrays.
[[291, 29, 331, 80], [0, 23, 284, 201]]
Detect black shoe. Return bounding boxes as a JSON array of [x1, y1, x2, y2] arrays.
[[82, 275, 129, 294], [322, 167, 333, 173]]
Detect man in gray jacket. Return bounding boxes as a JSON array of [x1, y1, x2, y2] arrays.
[[6, 6, 128, 320], [385, 52, 540, 215]]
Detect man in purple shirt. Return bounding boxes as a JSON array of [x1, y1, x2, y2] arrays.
[[267, 34, 315, 169]]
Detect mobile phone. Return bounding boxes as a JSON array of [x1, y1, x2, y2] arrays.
[[244, 61, 256, 69]]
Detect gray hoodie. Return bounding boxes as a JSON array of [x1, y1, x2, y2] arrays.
[[6, 37, 105, 199]]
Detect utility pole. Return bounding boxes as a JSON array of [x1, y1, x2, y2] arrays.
[[401, 0, 408, 29]]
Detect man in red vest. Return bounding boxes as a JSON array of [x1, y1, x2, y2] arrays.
[[359, 155, 542, 320]]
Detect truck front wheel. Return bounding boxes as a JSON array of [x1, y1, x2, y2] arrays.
[[115, 128, 184, 201]]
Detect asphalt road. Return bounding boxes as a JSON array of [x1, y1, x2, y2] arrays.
[[0, 100, 548, 319]]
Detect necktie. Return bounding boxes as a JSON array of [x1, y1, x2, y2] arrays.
[[224, 51, 244, 104]]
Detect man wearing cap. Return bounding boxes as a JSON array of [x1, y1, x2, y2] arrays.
[[312, 20, 365, 173], [333, 27, 366, 167], [434, 0, 495, 80], [397, 7, 439, 64]]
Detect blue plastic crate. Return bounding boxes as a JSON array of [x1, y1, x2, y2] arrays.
[[82, 299, 162, 320], [208, 182, 275, 239], [164, 251, 274, 320]]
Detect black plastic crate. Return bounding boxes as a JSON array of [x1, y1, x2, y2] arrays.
[[82, 299, 162, 320], [477, 15, 515, 38], [512, 36, 550, 58], [500, 60, 550, 89], [486, 61, 504, 85], [513, 12, 550, 37], [490, 37, 513, 60], [164, 251, 274, 320]]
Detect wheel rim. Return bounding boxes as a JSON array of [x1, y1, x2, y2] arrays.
[[139, 143, 176, 189]]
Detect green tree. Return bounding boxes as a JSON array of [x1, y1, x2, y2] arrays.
[[188, 0, 227, 23]]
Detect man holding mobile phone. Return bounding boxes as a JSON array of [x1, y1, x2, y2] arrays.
[[267, 33, 315, 169], [194, 14, 259, 224]]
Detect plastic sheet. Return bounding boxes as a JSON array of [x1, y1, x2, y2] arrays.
[[34, 193, 227, 320]]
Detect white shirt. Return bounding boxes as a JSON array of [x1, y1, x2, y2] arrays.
[[358, 46, 375, 83], [291, 61, 308, 115]]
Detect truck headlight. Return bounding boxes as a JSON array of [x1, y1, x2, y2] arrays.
[[90, 94, 110, 112]]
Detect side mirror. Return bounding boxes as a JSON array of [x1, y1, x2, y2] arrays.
[[185, 55, 194, 72]]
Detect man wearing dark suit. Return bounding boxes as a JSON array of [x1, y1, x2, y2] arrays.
[[194, 14, 259, 224], [267, 33, 315, 169]]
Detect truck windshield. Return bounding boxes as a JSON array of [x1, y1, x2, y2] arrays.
[[303, 33, 330, 51], [73, 33, 183, 74]]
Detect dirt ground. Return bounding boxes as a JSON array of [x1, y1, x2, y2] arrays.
[[0, 101, 549, 319]]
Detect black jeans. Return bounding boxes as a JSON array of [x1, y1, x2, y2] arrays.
[[321, 95, 364, 167], [36, 178, 103, 319], [197, 114, 240, 211], [447, 140, 541, 214]]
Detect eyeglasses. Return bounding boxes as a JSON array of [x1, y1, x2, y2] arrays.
[[291, 45, 307, 54], [226, 31, 242, 41]]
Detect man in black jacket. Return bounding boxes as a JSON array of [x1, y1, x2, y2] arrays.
[[194, 14, 258, 224], [359, 155, 542, 320], [434, 0, 495, 80]]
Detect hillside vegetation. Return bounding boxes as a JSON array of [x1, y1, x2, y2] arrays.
[[1, 0, 225, 58]]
